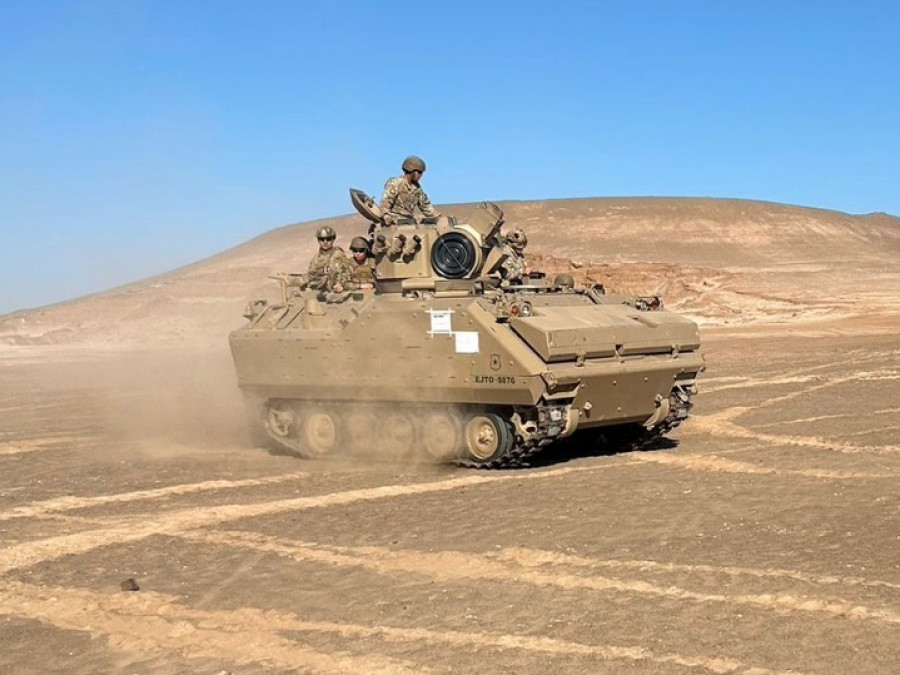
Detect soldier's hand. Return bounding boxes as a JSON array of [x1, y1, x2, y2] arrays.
[[332, 283, 344, 293], [382, 214, 394, 226]]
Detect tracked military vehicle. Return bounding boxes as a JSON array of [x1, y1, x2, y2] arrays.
[[228, 190, 703, 468]]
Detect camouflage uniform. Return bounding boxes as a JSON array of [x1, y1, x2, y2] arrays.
[[306, 247, 353, 291], [380, 176, 441, 221], [500, 246, 528, 282], [348, 256, 376, 289], [499, 228, 528, 282]]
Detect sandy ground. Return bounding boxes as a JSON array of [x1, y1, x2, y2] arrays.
[[0, 197, 898, 673], [1, 323, 898, 674]]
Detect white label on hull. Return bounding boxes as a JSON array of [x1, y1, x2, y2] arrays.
[[454, 331, 479, 354], [428, 309, 453, 335]]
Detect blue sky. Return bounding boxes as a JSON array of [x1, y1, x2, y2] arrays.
[[1, 0, 898, 314]]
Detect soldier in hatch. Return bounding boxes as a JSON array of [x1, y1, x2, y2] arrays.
[[306, 226, 353, 293], [347, 236, 376, 290], [554, 273, 576, 292], [380, 156, 441, 225], [499, 228, 529, 283]]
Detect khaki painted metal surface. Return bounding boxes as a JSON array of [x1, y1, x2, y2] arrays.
[[229, 194, 704, 465]]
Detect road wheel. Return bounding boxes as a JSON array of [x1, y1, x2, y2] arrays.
[[301, 408, 340, 456], [343, 408, 377, 454], [420, 410, 463, 461], [463, 412, 513, 463], [378, 410, 418, 458]]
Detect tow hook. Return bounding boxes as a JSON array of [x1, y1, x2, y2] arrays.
[[643, 394, 671, 429]]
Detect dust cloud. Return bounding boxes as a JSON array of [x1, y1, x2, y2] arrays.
[[46, 344, 251, 458]]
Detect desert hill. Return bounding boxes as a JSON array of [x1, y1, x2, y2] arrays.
[[1, 197, 898, 348], [2, 197, 899, 674]]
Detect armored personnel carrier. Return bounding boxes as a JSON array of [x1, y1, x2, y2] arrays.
[[228, 191, 703, 468]]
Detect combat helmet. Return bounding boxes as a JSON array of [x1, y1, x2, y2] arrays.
[[507, 228, 528, 250], [349, 236, 369, 252], [316, 226, 337, 240], [402, 156, 427, 173], [554, 273, 575, 288]]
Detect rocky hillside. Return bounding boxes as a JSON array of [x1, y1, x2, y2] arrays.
[[1, 198, 897, 347]]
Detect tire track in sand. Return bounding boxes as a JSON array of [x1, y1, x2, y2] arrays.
[[634, 452, 898, 480], [181, 530, 900, 626], [747, 370, 899, 414], [701, 366, 898, 394], [691, 408, 900, 455], [692, 367, 900, 454], [0, 436, 96, 456], [0, 580, 806, 675], [754, 407, 900, 429], [491, 548, 900, 593], [0, 580, 421, 675], [0, 460, 639, 575], [0, 471, 310, 521]]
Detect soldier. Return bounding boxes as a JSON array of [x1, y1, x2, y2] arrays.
[[380, 156, 441, 226], [499, 228, 529, 283], [554, 273, 576, 291], [306, 226, 352, 292], [347, 236, 376, 290]]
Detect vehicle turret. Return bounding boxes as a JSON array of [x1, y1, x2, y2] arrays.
[[349, 188, 515, 294]]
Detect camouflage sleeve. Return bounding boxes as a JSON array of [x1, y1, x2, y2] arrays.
[[417, 188, 440, 218], [500, 248, 525, 281], [380, 177, 401, 214], [307, 253, 323, 286], [331, 249, 354, 287], [500, 257, 516, 280]]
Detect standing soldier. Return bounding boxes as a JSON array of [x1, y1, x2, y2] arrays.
[[380, 156, 441, 225], [499, 228, 529, 283], [347, 236, 376, 290], [306, 226, 352, 292]]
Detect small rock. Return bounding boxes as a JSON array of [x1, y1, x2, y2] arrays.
[[120, 578, 140, 592]]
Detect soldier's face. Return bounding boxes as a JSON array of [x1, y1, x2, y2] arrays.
[[352, 250, 367, 263], [318, 236, 334, 251]]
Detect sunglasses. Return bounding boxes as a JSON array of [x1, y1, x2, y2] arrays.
[[350, 248, 367, 253], [318, 236, 335, 242]]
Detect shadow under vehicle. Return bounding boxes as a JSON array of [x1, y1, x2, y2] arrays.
[[228, 191, 704, 468]]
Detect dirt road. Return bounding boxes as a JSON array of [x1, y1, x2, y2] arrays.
[[0, 319, 897, 674]]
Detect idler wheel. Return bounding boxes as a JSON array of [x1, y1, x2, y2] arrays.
[[420, 411, 463, 461], [463, 412, 513, 463], [301, 408, 340, 456]]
